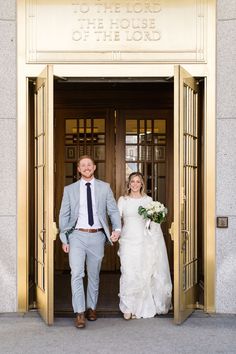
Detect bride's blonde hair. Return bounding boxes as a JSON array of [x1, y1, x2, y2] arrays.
[[125, 172, 146, 196]]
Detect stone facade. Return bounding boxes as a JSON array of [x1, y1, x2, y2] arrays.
[[216, 0, 236, 313], [0, 0, 17, 312], [0, 0, 235, 314]]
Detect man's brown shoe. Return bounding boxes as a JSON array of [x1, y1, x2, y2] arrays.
[[75, 312, 86, 328], [86, 308, 97, 321]]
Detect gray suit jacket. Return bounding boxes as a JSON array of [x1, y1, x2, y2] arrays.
[[59, 179, 121, 244]]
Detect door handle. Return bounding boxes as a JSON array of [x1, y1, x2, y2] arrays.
[[168, 222, 175, 241], [181, 229, 190, 239], [52, 221, 59, 241]]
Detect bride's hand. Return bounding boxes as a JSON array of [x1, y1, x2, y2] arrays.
[[110, 230, 120, 242]]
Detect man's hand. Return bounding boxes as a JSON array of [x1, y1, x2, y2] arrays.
[[62, 243, 69, 253], [110, 230, 120, 243]]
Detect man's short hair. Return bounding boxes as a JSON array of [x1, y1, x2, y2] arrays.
[[77, 155, 95, 166]]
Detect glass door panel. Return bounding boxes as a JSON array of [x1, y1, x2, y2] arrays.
[[122, 112, 167, 205], [64, 114, 107, 185]]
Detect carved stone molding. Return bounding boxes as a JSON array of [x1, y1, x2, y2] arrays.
[[26, 0, 207, 63]]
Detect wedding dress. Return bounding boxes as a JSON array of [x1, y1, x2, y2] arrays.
[[118, 195, 172, 318]]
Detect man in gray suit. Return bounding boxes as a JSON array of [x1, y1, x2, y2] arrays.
[[59, 155, 121, 329]]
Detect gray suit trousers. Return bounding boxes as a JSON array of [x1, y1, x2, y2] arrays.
[[68, 229, 106, 313]]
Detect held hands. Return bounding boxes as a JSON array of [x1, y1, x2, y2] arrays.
[[62, 243, 70, 253], [110, 230, 120, 243], [62, 231, 120, 250]]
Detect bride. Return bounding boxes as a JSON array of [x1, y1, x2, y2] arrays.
[[117, 172, 172, 320]]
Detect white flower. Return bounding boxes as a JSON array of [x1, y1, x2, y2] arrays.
[[146, 204, 153, 210], [138, 200, 168, 224]]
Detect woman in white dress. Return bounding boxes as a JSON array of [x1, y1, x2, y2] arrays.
[[118, 172, 172, 320]]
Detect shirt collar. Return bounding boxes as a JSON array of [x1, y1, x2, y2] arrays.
[[81, 177, 95, 186]]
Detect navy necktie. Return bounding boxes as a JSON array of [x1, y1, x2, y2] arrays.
[[86, 182, 94, 226]]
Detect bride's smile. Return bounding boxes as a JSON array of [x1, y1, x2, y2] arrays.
[[129, 176, 143, 197]]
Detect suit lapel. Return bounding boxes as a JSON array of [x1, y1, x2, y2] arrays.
[[94, 179, 100, 210], [74, 180, 81, 216]]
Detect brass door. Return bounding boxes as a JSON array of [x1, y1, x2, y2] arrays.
[[34, 65, 56, 324], [173, 66, 199, 324]]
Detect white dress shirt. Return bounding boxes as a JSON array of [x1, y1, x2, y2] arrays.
[[75, 178, 102, 229]]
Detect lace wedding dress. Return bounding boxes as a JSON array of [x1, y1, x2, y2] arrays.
[[118, 195, 172, 318]]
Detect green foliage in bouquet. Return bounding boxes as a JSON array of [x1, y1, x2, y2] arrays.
[[138, 201, 168, 224]]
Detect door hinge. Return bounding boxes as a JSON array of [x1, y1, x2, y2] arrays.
[[168, 222, 174, 241]]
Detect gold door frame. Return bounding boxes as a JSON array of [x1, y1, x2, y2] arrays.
[[17, 2, 216, 317]]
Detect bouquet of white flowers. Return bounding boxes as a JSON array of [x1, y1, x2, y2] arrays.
[[138, 201, 168, 224]]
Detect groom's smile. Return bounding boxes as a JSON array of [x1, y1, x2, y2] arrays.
[[77, 157, 97, 181]]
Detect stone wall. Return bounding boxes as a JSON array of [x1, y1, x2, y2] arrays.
[[0, 0, 16, 312], [216, 0, 236, 313]]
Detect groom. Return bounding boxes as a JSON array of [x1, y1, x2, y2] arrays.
[[59, 155, 121, 329]]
